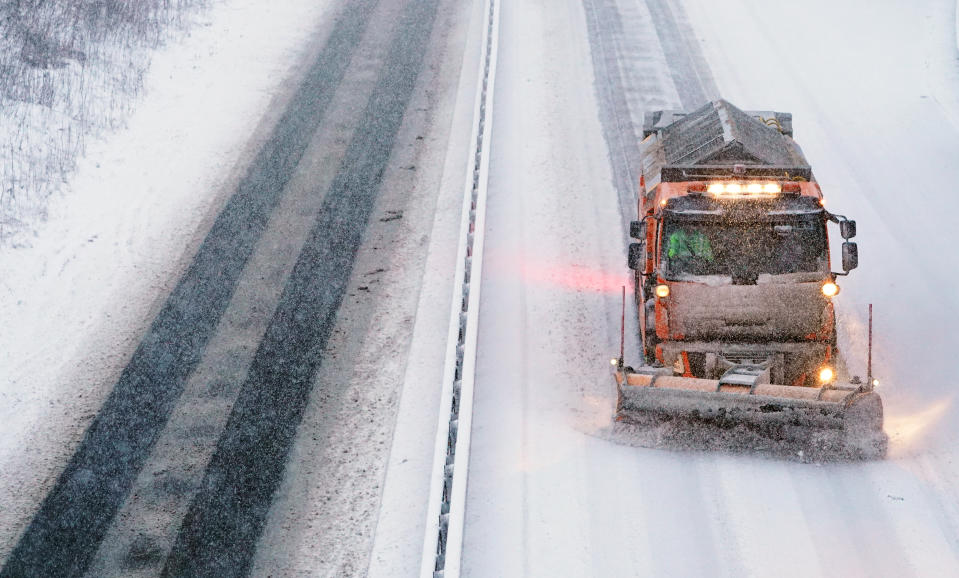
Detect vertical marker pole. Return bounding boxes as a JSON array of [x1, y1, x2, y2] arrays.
[[620, 285, 626, 367], [867, 303, 873, 383]]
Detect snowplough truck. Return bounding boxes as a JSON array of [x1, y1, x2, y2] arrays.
[[614, 100, 887, 458]]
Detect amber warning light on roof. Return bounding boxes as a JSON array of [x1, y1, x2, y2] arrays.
[[705, 182, 783, 197]]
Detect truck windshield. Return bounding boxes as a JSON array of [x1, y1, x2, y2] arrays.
[[662, 218, 827, 278]]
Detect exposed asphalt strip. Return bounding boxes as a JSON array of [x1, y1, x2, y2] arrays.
[[0, 1, 380, 576], [159, 0, 440, 575]]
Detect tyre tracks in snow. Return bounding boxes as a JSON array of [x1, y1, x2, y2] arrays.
[[161, 0, 440, 574], [1, 0, 442, 575], [582, 0, 717, 210]]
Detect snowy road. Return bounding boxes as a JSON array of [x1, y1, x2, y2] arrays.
[[1, 0, 471, 574], [462, 0, 959, 576]]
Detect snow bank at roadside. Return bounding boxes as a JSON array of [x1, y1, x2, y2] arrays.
[[0, 0, 333, 556], [0, 0, 211, 245]]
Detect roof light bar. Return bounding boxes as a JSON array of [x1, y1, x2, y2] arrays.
[[706, 182, 783, 197]]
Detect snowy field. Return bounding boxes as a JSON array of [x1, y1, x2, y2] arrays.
[[0, 0, 209, 245]]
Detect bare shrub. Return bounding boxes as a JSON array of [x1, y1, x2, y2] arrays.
[[0, 0, 210, 246]]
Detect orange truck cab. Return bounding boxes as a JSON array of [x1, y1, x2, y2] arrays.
[[627, 100, 859, 388]]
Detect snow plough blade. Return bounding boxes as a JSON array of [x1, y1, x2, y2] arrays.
[[614, 368, 887, 459]]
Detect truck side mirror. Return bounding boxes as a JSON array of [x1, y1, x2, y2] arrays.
[[628, 242, 644, 270], [629, 220, 645, 239], [840, 220, 856, 239], [842, 242, 858, 272]]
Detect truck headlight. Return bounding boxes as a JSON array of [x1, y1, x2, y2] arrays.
[[821, 282, 839, 297], [818, 366, 835, 384], [655, 284, 670, 298]]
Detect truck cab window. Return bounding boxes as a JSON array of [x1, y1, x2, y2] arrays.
[[663, 219, 826, 278]]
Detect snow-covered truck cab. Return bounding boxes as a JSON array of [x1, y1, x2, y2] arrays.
[[632, 182, 857, 387], [615, 101, 884, 457]]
